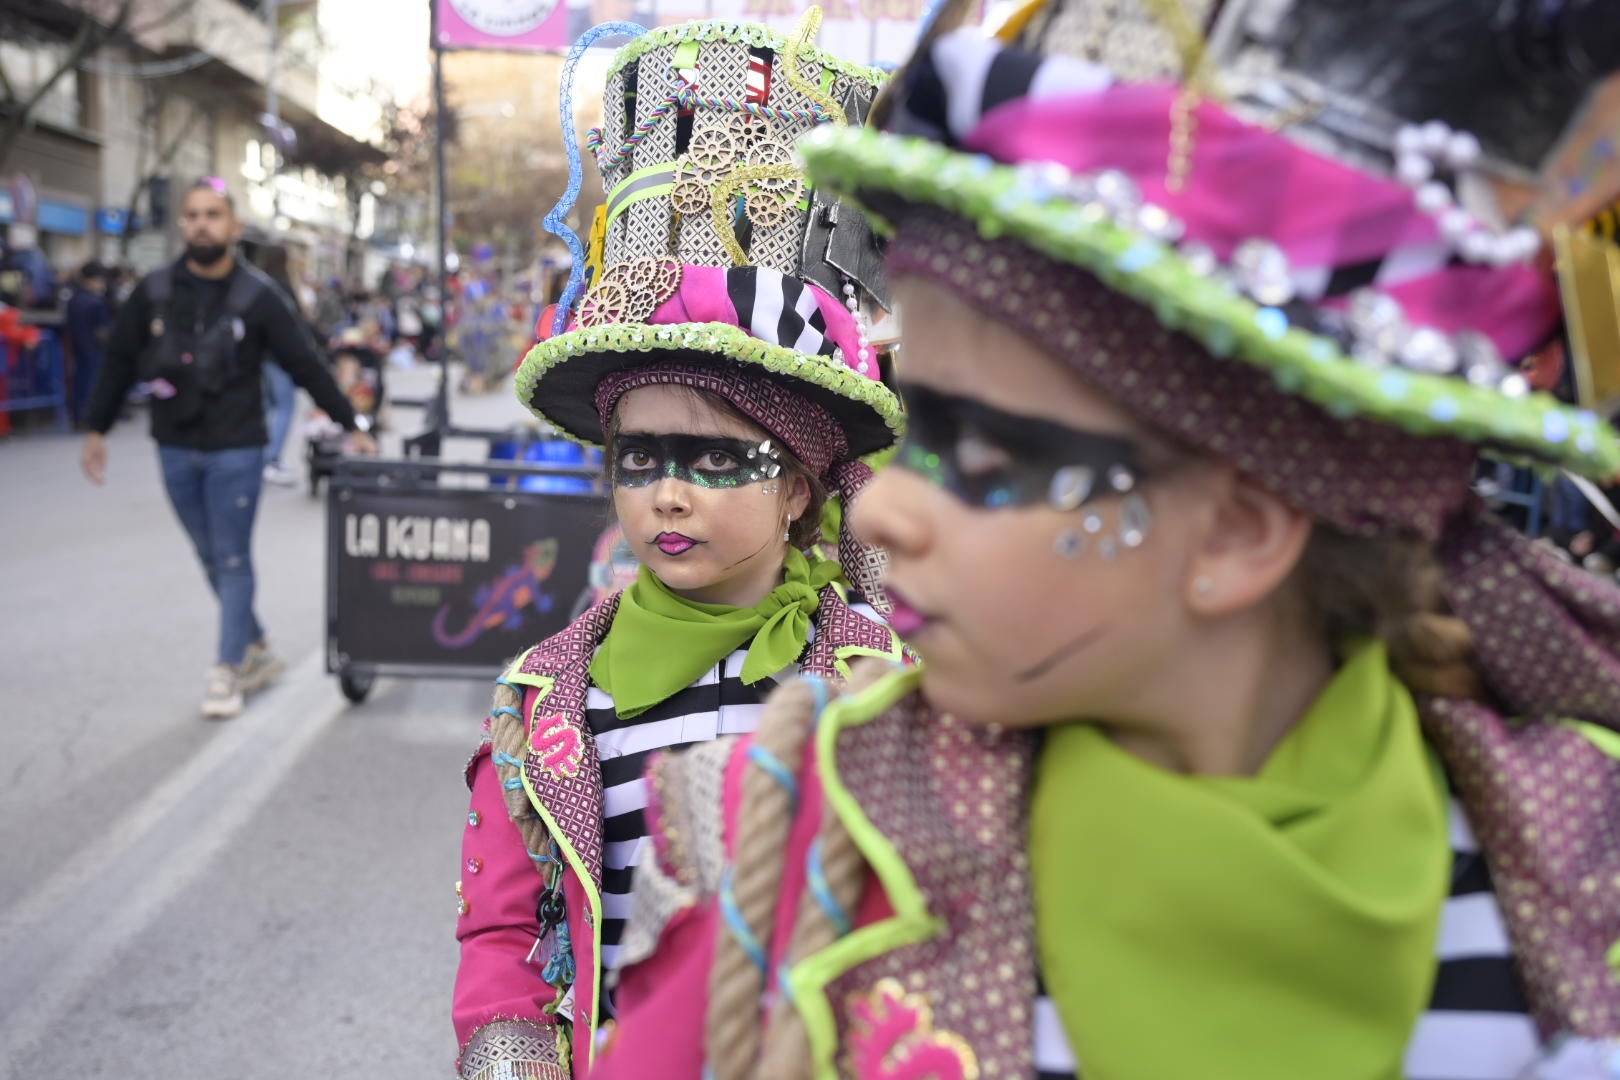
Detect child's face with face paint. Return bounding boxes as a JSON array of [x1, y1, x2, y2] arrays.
[[854, 276, 1233, 731], [611, 385, 812, 608]]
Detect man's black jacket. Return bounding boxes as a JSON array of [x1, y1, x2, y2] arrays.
[[86, 258, 359, 449]]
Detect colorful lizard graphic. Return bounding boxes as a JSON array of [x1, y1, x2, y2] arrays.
[[433, 538, 560, 649]]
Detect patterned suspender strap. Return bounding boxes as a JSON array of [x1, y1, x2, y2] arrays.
[[801, 584, 901, 678]]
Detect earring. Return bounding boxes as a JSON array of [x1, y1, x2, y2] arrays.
[[783, 518, 794, 543]]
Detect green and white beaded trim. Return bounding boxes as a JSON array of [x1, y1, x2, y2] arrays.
[[797, 125, 1620, 480], [515, 321, 905, 458], [604, 20, 887, 89]]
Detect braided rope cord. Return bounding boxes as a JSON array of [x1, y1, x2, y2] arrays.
[[702, 677, 823, 1080], [545, 21, 649, 338], [754, 665, 885, 1079]]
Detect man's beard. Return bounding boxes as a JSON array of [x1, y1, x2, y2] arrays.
[[184, 242, 229, 267]]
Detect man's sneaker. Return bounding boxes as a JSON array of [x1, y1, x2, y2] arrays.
[[263, 462, 298, 487], [202, 664, 244, 719], [239, 641, 287, 694]]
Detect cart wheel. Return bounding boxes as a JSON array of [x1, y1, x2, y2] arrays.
[[339, 669, 375, 703]]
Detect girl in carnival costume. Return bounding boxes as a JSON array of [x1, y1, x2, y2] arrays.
[[450, 12, 904, 1079], [590, 0, 1620, 1077]]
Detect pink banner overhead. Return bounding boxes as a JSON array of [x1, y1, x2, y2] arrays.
[[435, 0, 571, 52]]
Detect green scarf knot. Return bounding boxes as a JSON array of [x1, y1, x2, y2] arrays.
[[590, 547, 842, 720]]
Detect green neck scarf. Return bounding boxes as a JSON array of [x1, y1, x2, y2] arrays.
[[1031, 641, 1449, 1080], [590, 547, 842, 720]]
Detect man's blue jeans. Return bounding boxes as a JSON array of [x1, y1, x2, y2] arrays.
[[264, 362, 297, 467], [157, 445, 265, 666]]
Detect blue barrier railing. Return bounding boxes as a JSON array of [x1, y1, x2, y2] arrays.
[[1, 329, 69, 432]]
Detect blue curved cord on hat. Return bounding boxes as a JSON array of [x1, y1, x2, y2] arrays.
[[545, 20, 649, 338]]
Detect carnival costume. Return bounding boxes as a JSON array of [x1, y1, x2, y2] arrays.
[[589, 1, 1620, 1078], [450, 13, 905, 1080]]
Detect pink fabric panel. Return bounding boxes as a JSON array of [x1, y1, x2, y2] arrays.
[[964, 85, 1441, 269], [647, 264, 738, 327], [591, 905, 718, 1080], [564, 873, 597, 1077], [453, 747, 560, 1047]]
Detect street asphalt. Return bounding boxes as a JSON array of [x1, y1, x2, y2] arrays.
[[0, 363, 533, 1078]]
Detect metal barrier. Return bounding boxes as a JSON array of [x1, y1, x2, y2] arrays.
[[0, 329, 69, 433]]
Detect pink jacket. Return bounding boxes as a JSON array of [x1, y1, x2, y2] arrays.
[[453, 592, 903, 1079]]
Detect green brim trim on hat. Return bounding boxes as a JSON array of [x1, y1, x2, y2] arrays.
[[797, 126, 1620, 481], [604, 20, 888, 89], [514, 320, 906, 457]]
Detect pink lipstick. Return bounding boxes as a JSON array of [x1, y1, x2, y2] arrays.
[[884, 588, 933, 638], [654, 532, 699, 556]]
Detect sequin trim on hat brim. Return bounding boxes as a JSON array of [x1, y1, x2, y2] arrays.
[[603, 19, 888, 90], [515, 320, 905, 461], [797, 126, 1620, 481]]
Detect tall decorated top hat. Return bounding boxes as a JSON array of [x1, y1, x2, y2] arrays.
[[795, 0, 1620, 1054], [518, 11, 901, 459]]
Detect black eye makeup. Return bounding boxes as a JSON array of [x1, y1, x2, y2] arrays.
[[895, 383, 1148, 512], [612, 432, 784, 490]]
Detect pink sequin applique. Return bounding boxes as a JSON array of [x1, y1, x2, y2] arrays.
[[846, 978, 980, 1080], [531, 718, 586, 779]]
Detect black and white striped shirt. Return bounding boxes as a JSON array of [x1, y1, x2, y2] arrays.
[[1033, 801, 1536, 1079], [589, 647, 794, 992]]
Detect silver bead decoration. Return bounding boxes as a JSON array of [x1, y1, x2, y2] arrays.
[[1119, 494, 1152, 549], [1178, 241, 1219, 278], [1081, 512, 1105, 535], [1231, 239, 1295, 307], [1093, 169, 1142, 218], [1098, 537, 1119, 561], [1456, 332, 1507, 386], [1107, 466, 1135, 494], [1053, 531, 1086, 559], [1500, 373, 1530, 398], [1048, 466, 1096, 512], [1136, 204, 1185, 243], [1398, 327, 1459, 375]]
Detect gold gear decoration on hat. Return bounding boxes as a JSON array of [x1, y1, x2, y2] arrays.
[[687, 128, 743, 180], [745, 184, 802, 231], [671, 174, 713, 217], [727, 112, 775, 150], [577, 280, 633, 328], [620, 257, 684, 309], [746, 142, 797, 190]]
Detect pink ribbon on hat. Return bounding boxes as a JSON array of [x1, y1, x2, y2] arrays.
[[962, 83, 1562, 361]]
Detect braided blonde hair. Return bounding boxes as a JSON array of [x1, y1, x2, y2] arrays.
[[1294, 525, 1482, 700]]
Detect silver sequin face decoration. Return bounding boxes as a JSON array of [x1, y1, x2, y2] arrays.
[[1107, 466, 1135, 494], [1119, 494, 1152, 549], [1054, 531, 1086, 559], [1048, 466, 1096, 512]]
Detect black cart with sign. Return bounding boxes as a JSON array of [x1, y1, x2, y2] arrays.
[[325, 456, 612, 702]]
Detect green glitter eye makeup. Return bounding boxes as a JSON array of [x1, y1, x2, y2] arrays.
[[612, 433, 784, 489]]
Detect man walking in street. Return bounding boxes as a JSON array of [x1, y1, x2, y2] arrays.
[[80, 178, 377, 719]]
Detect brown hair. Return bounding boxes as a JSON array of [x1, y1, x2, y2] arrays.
[[1293, 524, 1483, 700], [605, 384, 828, 548]]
